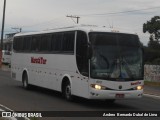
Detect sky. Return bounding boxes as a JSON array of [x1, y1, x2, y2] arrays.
[[0, 0, 160, 45]]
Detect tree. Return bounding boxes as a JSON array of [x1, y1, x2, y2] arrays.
[[143, 16, 160, 49]]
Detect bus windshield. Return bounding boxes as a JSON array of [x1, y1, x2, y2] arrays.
[[89, 32, 143, 81], [2, 50, 11, 55]]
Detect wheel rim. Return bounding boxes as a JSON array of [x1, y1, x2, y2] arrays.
[[24, 79, 27, 88], [65, 85, 71, 99], [23, 74, 28, 88]]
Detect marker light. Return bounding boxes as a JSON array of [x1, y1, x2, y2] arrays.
[[137, 86, 143, 90]]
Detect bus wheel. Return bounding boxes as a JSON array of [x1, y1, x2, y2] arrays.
[[22, 73, 29, 89], [64, 81, 73, 101]]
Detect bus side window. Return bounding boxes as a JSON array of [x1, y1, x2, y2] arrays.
[[31, 36, 41, 52], [51, 33, 63, 52], [62, 31, 75, 52], [31, 37, 37, 51], [76, 31, 89, 76], [13, 38, 18, 51], [23, 36, 31, 51], [40, 34, 51, 51], [14, 37, 23, 51]]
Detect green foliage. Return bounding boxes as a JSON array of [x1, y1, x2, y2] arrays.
[[143, 16, 160, 49], [144, 46, 160, 65], [143, 16, 160, 40], [152, 58, 160, 65], [143, 16, 160, 65], [148, 35, 160, 49]]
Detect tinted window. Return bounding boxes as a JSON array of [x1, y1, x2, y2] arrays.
[[23, 36, 31, 51], [62, 32, 75, 52], [13, 37, 23, 51], [13, 38, 18, 51], [76, 31, 89, 76], [31, 36, 41, 51], [118, 34, 140, 47], [89, 32, 140, 47], [51, 33, 63, 51], [13, 31, 75, 53], [89, 33, 116, 46], [40, 34, 51, 51]]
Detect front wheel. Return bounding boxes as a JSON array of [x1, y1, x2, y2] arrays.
[[64, 82, 73, 101], [22, 73, 30, 89]]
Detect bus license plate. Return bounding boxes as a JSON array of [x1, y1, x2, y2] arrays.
[[115, 94, 124, 98]]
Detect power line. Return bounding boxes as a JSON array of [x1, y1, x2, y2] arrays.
[[5, 6, 160, 31], [78, 6, 160, 16]]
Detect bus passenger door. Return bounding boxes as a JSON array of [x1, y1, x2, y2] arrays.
[[75, 30, 90, 98]]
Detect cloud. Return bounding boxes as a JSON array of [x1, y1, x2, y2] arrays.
[[0, 0, 160, 45]]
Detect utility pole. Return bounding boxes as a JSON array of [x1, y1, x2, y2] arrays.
[[0, 0, 6, 67], [66, 15, 80, 24], [12, 27, 22, 32], [1, 0, 6, 50]]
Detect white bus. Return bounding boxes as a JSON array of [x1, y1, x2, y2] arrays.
[[11, 25, 144, 102], [2, 50, 11, 64]]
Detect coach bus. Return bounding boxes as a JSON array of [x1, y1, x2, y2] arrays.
[[11, 25, 144, 102]]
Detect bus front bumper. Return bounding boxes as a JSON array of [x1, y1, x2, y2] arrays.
[[89, 89, 143, 99]]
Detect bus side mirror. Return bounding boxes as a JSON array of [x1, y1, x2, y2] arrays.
[[87, 43, 93, 59]]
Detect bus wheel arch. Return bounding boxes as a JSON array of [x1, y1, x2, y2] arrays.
[[61, 76, 73, 101], [22, 70, 30, 89]]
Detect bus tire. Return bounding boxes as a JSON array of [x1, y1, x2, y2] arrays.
[[22, 72, 29, 89], [64, 81, 73, 101]]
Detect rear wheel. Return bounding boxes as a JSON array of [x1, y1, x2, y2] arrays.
[[64, 81, 73, 101], [22, 73, 29, 89]]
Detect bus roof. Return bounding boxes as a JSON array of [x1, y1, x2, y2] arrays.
[[14, 25, 137, 37]]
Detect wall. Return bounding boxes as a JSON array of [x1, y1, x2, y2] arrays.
[[144, 65, 160, 82]]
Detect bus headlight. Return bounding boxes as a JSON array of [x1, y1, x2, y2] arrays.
[[90, 84, 106, 90], [136, 85, 143, 90], [95, 85, 101, 90]]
